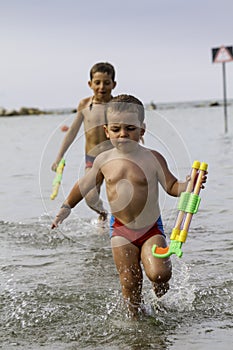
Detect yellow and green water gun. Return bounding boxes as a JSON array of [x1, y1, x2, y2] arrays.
[[50, 158, 66, 200], [152, 160, 208, 258]]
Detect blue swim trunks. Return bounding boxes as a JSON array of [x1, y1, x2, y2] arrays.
[[85, 154, 96, 168]]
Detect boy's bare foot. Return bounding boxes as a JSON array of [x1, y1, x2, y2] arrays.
[[152, 282, 169, 298]]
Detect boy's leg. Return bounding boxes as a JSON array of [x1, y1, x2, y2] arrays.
[[84, 167, 107, 220], [141, 235, 172, 297], [111, 236, 143, 316]]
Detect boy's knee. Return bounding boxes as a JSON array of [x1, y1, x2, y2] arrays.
[[146, 265, 172, 284]]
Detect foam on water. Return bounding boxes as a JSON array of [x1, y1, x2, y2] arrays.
[[1, 215, 232, 349]]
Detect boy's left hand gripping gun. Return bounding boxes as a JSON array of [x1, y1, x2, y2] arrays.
[[50, 158, 66, 200], [152, 161, 208, 259]]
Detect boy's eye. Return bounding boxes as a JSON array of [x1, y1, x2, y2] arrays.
[[127, 126, 136, 131], [94, 80, 111, 85], [109, 126, 137, 132], [110, 127, 120, 132]]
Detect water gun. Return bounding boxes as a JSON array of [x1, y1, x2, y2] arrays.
[[50, 158, 66, 200], [152, 160, 208, 258]]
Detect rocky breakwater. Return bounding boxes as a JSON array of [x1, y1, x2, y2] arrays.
[[0, 107, 49, 116]]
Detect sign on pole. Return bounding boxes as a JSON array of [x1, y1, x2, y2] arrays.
[[212, 45, 233, 133], [212, 46, 233, 63]]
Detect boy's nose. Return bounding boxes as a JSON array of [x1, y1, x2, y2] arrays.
[[120, 128, 128, 137]]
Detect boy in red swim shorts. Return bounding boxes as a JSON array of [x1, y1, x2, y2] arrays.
[[109, 215, 165, 247], [51, 94, 207, 318]]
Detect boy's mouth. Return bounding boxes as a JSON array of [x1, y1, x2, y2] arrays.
[[117, 139, 131, 144]]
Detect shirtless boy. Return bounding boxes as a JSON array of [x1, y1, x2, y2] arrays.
[[51, 62, 117, 221], [51, 94, 207, 317]]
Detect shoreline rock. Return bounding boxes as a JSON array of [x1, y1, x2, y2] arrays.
[[0, 107, 48, 116], [0, 107, 76, 116]]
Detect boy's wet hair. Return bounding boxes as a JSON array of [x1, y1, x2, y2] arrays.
[[90, 62, 115, 81], [105, 94, 145, 124]]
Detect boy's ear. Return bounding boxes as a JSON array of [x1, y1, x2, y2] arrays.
[[140, 122, 146, 136], [139, 123, 145, 144], [88, 80, 92, 88], [112, 81, 117, 89], [103, 125, 110, 138]]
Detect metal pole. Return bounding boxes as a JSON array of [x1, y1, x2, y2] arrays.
[[222, 62, 228, 133]]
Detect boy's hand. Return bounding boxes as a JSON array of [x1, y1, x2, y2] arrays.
[[193, 171, 208, 189], [51, 160, 60, 172], [51, 157, 63, 171], [200, 172, 208, 189], [185, 170, 208, 192], [51, 204, 71, 229], [51, 162, 58, 172]]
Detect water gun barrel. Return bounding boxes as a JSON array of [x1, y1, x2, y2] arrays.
[[152, 161, 208, 258], [50, 158, 65, 200], [172, 160, 201, 235]]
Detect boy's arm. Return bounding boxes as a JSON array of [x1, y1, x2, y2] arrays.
[[51, 159, 104, 228], [169, 171, 207, 196], [51, 102, 86, 171], [155, 151, 206, 197], [167, 178, 190, 197], [52, 111, 84, 171], [51, 180, 85, 229], [154, 151, 189, 197]]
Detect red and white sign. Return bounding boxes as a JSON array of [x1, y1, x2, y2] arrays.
[[212, 46, 233, 63]]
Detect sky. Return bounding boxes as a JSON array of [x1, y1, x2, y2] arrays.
[[1, 0, 233, 109]]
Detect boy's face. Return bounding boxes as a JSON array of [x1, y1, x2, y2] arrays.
[[88, 72, 116, 102], [104, 111, 145, 152]]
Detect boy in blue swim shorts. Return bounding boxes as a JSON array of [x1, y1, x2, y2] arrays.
[[51, 62, 116, 222], [52, 94, 207, 318]]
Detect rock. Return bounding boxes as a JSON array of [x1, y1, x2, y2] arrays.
[[148, 101, 157, 110], [209, 101, 220, 107], [18, 107, 45, 115], [0, 107, 46, 116], [0, 107, 6, 116], [4, 109, 19, 116], [0, 106, 76, 116]]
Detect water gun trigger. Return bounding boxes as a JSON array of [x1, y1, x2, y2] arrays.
[[152, 245, 169, 256]]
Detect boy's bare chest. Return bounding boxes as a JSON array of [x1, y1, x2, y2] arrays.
[[83, 105, 106, 130], [103, 159, 155, 186]]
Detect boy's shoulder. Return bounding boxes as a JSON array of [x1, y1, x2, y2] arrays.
[[149, 148, 169, 169], [141, 147, 167, 164], [96, 148, 113, 160], [77, 96, 92, 112], [93, 148, 115, 167]]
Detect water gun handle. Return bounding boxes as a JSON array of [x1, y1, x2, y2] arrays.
[[171, 160, 201, 233], [152, 161, 208, 258], [50, 158, 65, 200], [179, 162, 207, 234]]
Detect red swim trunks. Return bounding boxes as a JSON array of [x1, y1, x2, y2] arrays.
[[110, 215, 165, 248]]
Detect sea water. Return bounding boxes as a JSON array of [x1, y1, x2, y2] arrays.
[[0, 103, 233, 349]]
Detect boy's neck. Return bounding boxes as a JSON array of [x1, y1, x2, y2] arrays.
[[114, 143, 141, 156], [92, 95, 113, 104], [89, 95, 113, 111]]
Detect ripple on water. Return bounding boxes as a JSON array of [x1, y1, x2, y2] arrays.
[[1, 218, 232, 349]]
